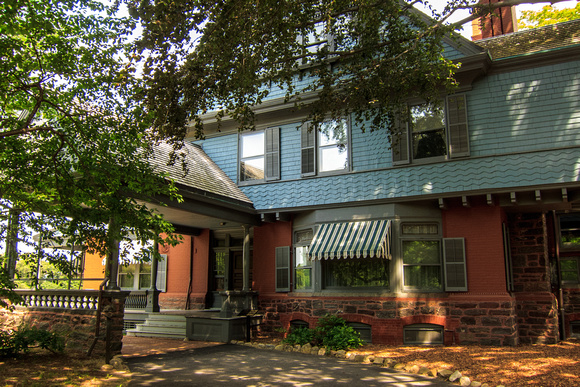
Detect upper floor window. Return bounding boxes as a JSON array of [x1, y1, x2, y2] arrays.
[[301, 118, 350, 176], [392, 94, 469, 165], [239, 127, 280, 183], [298, 21, 334, 65]]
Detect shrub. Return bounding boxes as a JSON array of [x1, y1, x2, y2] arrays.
[[283, 326, 314, 346], [0, 325, 64, 357], [321, 325, 364, 351]]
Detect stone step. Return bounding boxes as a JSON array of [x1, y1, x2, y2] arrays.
[[125, 312, 186, 339]]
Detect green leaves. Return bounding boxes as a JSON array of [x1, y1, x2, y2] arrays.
[[0, 0, 183, 286], [130, 0, 462, 137]]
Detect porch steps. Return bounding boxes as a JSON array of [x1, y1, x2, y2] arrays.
[[125, 313, 187, 339]]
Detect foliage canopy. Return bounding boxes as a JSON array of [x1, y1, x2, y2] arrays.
[[0, 0, 182, 301]]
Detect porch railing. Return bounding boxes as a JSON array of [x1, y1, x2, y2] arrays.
[[124, 290, 148, 309], [16, 289, 100, 310]]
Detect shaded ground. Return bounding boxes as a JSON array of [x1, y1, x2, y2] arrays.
[[126, 343, 453, 386], [1, 337, 579, 386]]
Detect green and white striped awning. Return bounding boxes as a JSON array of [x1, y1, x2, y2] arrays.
[[308, 220, 392, 260]]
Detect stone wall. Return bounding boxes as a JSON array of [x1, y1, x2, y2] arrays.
[[0, 290, 127, 356], [508, 212, 559, 344], [257, 295, 520, 345]]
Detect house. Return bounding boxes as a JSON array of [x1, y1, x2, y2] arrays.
[[82, 18, 580, 346]]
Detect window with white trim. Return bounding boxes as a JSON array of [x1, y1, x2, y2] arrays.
[[401, 223, 442, 291], [118, 255, 167, 292], [239, 127, 280, 183], [393, 94, 469, 165], [301, 118, 350, 176], [294, 229, 314, 290], [298, 21, 334, 65]]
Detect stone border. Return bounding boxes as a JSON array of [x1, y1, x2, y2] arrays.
[[230, 340, 506, 387]]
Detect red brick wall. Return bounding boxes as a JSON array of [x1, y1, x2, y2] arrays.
[[252, 221, 293, 294], [159, 231, 209, 310], [442, 203, 508, 294]]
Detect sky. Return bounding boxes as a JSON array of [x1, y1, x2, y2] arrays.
[[421, 0, 579, 39]]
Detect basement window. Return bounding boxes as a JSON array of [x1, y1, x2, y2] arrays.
[[348, 322, 372, 343], [403, 324, 444, 345], [571, 321, 580, 338]]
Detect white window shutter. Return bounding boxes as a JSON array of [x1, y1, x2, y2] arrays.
[[156, 254, 167, 292], [443, 238, 467, 291], [301, 122, 316, 176], [265, 127, 280, 180], [446, 94, 470, 158], [391, 114, 410, 165], [275, 246, 291, 292]]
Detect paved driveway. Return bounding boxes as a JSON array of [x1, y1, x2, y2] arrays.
[[126, 344, 453, 386]]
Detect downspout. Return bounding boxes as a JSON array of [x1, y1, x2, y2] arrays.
[[552, 210, 566, 341], [185, 235, 194, 310]]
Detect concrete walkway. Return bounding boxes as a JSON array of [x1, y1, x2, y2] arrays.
[[126, 343, 454, 386]]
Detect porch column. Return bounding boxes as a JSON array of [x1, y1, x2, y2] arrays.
[[5, 208, 20, 279], [106, 239, 120, 290], [242, 225, 251, 292], [105, 218, 120, 290], [146, 236, 160, 312]]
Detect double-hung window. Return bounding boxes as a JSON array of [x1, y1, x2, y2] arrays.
[[401, 224, 443, 291], [118, 255, 167, 292], [301, 118, 350, 176], [393, 94, 469, 165], [558, 214, 580, 284], [298, 21, 334, 65], [239, 127, 280, 183], [294, 229, 314, 290], [401, 223, 467, 292]]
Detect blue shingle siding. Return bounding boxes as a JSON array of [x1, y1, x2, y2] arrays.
[[193, 135, 239, 183], [469, 61, 580, 157], [240, 148, 580, 210], [351, 121, 392, 171]]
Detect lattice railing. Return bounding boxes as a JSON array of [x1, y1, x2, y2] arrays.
[[124, 291, 148, 309]]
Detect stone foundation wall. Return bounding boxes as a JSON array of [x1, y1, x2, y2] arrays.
[[257, 295, 519, 345], [0, 290, 126, 356], [449, 300, 518, 346], [159, 292, 205, 310], [508, 212, 559, 344], [563, 288, 580, 338]]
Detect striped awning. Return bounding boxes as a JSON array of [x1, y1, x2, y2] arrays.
[[308, 220, 392, 260]]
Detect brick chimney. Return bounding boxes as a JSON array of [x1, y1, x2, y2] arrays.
[[471, 0, 518, 40]]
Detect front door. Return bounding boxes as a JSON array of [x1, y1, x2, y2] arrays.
[[231, 251, 252, 290]]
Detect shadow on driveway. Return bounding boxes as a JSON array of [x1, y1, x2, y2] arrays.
[[127, 344, 454, 386]]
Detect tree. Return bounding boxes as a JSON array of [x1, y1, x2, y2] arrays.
[[0, 0, 182, 306], [518, 3, 580, 29], [126, 0, 570, 139]]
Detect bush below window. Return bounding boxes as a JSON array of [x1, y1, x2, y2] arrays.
[[283, 314, 364, 351]]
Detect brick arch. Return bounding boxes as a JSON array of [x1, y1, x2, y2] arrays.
[[401, 315, 448, 328], [283, 312, 316, 329], [339, 313, 375, 326]]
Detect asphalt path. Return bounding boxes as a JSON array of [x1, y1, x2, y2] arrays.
[[126, 343, 454, 386]]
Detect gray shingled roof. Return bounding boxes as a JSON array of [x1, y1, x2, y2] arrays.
[[475, 19, 580, 59], [149, 141, 253, 206]]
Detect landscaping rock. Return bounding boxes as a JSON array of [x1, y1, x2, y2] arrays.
[[353, 354, 365, 362], [438, 369, 453, 379], [460, 376, 471, 386], [274, 344, 284, 351], [301, 343, 312, 354], [407, 365, 420, 374], [318, 348, 326, 356], [393, 363, 405, 370], [336, 350, 347, 358], [418, 367, 430, 375], [449, 371, 462, 382], [373, 357, 385, 365], [470, 382, 482, 387]]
